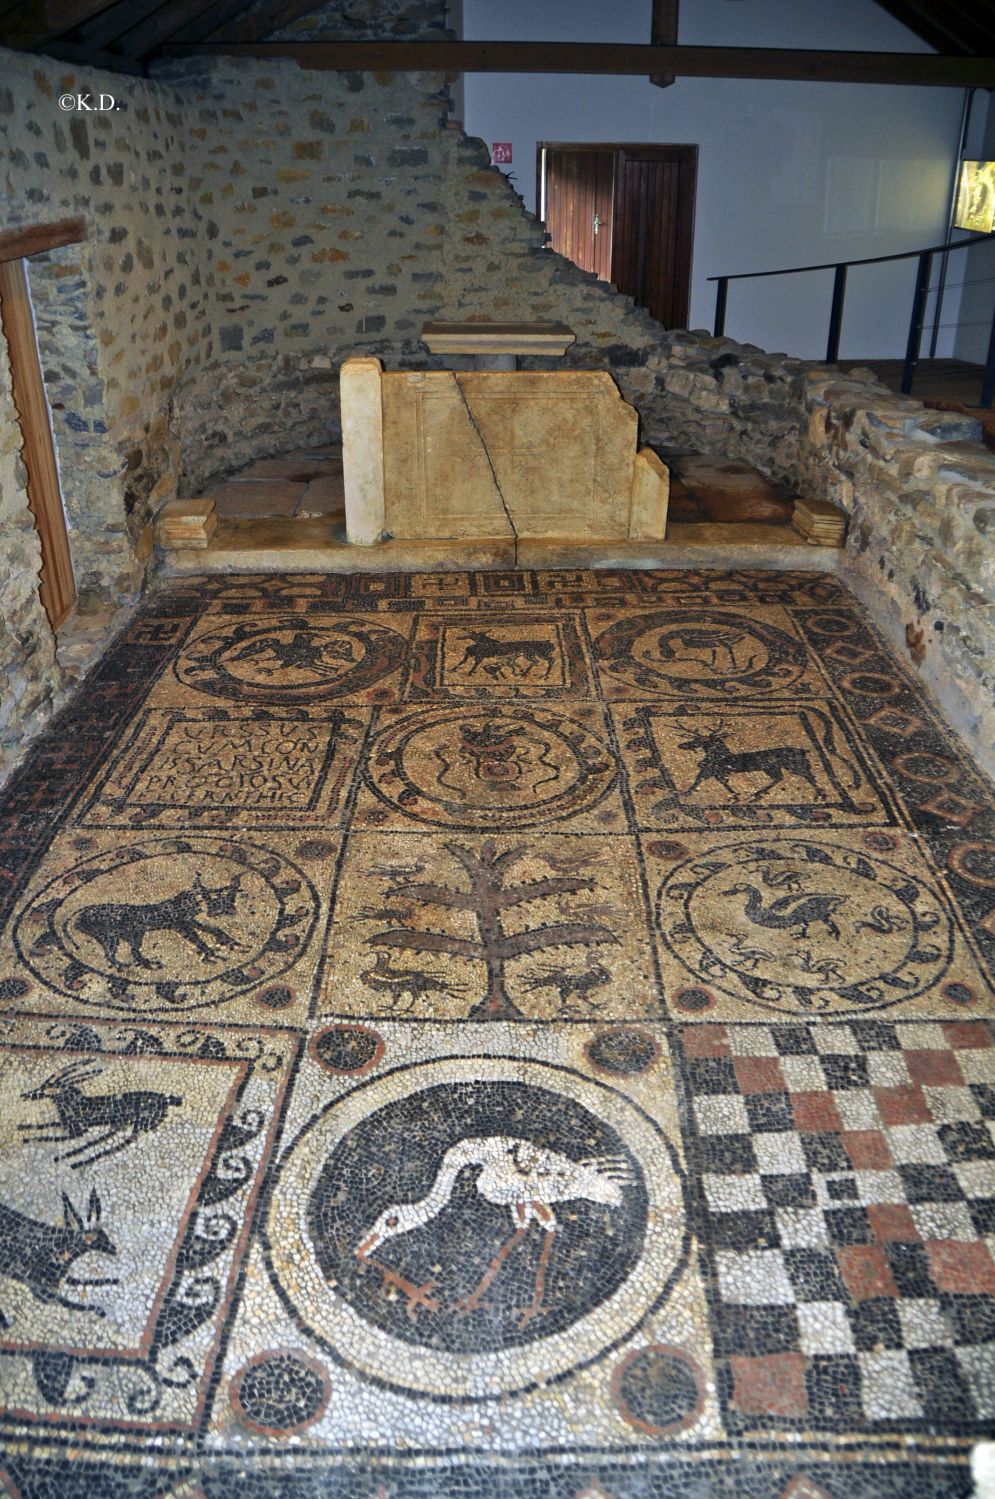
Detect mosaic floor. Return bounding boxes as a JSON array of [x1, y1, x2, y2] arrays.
[[0, 567, 993, 1498]]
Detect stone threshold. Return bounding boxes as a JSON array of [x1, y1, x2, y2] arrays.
[[160, 517, 840, 575]]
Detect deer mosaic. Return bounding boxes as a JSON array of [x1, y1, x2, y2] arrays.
[[0, 1189, 117, 1328], [18, 1060, 183, 1169]]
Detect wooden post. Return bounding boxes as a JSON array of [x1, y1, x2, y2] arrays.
[[0, 259, 77, 630], [651, 0, 678, 88]]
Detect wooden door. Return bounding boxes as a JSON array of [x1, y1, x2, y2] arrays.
[[542, 147, 615, 282], [0, 257, 76, 630], [540, 143, 696, 328]]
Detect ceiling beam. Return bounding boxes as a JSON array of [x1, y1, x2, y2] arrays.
[[0, 0, 123, 46], [650, 0, 677, 88], [75, 0, 175, 50], [165, 0, 260, 45], [162, 40, 995, 86], [203, 0, 324, 43], [0, 216, 86, 264], [44, 36, 145, 68], [109, 0, 234, 57]]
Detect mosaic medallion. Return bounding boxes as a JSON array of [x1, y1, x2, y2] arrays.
[[13, 835, 319, 1013], [363, 706, 618, 830], [584, 1028, 661, 1077], [656, 836, 955, 1014], [612, 1344, 705, 1436], [231, 1352, 331, 1435], [592, 608, 811, 699], [172, 615, 407, 703], [264, 1056, 687, 1400]]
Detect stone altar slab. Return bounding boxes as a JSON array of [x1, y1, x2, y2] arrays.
[[342, 360, 669, 547], [420, 320, 576, 358]]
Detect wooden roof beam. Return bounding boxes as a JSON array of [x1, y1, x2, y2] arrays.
[[165, 0, 261, 46], [107, 0, 239, 57], [0, 0, 123, 46], [75, 0, 179, 51], [162, 40, 995, 87], [201, 0, 327, 44]]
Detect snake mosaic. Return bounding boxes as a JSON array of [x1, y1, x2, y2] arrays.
[[0, 566, 992, 1497]]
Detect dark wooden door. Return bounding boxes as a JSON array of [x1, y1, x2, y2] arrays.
[[542, 147, 615, 282], [540, 143, 696, 328]]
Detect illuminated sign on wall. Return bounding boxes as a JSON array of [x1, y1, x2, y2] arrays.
[[954, 160, 995, 234]]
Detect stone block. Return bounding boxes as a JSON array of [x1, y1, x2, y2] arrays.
[[157, 499, 217, 549], [629, 447, 670, 541], [342, 356, 385, 546]]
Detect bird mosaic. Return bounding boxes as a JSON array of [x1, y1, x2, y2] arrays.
[[355, 1135, 636, 1327]]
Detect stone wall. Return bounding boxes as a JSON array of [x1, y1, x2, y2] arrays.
[[0, 51, 214, 778], [1, 13, 992, 786], [167, 57, 661, 492]]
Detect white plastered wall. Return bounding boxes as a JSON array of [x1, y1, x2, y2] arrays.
[[462, 0, 968, 360]]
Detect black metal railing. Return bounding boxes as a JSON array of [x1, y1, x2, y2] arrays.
[[709, 232, 995, 406]]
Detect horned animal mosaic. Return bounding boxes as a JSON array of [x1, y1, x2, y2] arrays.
[[0, 567, 992, 1498]]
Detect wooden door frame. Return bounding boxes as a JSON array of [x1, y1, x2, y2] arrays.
[[0, 218, 86, 632], [537, 142, 697, 328]]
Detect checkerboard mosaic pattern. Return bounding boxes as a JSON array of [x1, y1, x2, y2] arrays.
[[0, 566, 992, 1499], [683, 1016, 995, 1433]]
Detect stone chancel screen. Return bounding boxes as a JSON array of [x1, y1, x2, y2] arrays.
[[341, 358, 669, 546]]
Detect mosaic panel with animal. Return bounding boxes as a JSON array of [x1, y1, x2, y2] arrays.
[[406, 612, 594, 699], [589, 605, 830, 701], [213, 1021, 717, 1454], [150, 613, 414, 708], [648, 831, 992, 1022], [0, 1014, 296, 1433], [4, 831, 331, 1024], [616, 702, 897, 831]]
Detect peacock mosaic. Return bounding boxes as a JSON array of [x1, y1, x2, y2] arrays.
[[0, 567, 992, 1498]]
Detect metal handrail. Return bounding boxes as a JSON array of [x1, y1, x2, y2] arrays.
[[707, 231, 993, 282], [708, 232, 995, 405]]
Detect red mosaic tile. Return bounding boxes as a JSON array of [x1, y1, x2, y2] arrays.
[[867, 1203, 919, 1244], [836, 1245, 900, 1301], [941, 1021, 993, 1050], [925, 1240, 995, 1296], [733, 1055, 786, 1095], [841, 1130, 892, 1170], [730, 1353, 808, 1418], [791, 1091, 844, 1133], [874, 1084, 931, 1125], [904, 1050, 964, 1087], [682, 1024, 730, 1058]]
